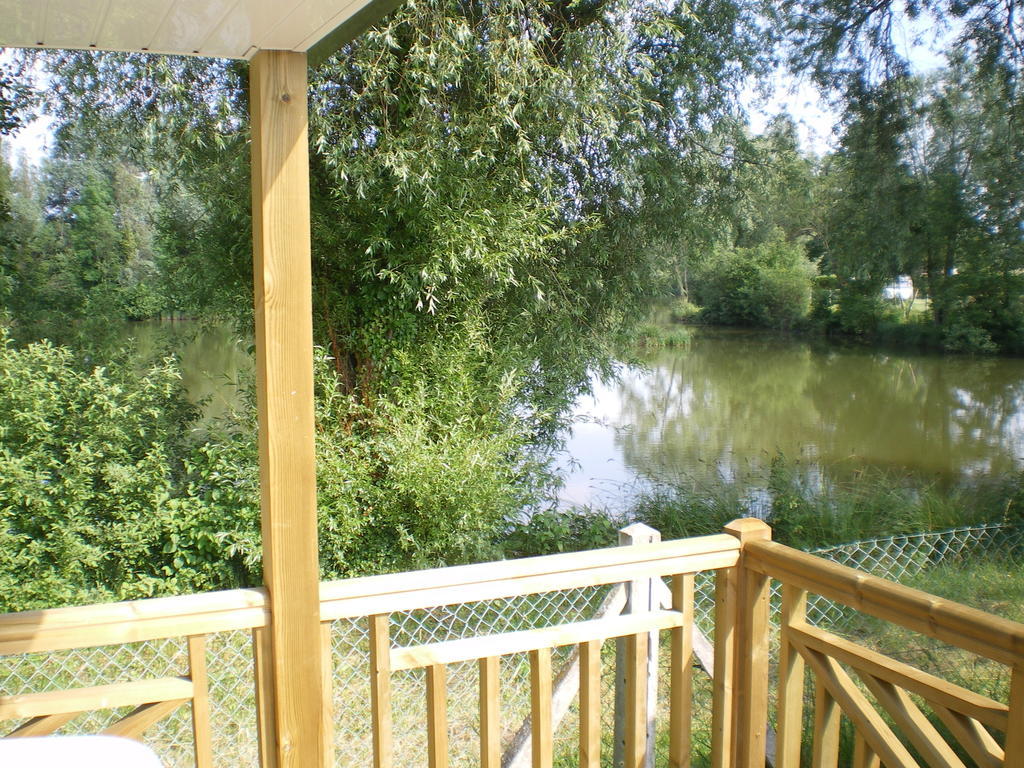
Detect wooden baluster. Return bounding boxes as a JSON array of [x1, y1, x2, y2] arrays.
[[480, 656, 501, 768], [188, 635, 213, 768], [531, 647, 553, 768], [580, 640, 602, 768], [369, 614, 393, 768], [321, 622, 335, 768], [852, 733, 880, 768], [625, 632, 649, 768], [1004, 666, 1024, 768], [777, 586, 808, 768], [427, 664, 449, 768], [811, 678, 840, 768], [670, 574, 695, 768], [711, 559, 738, 768], [253, 626, 279, 768]]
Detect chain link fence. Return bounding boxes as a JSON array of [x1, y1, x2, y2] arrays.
[[3, 521, 1020, 766]]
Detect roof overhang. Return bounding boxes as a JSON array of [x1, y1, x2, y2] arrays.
[[0, 0, 402, 64]]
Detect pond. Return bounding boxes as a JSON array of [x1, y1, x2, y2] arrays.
[[128, 321, 1024, 511], [123, 320, 253, 423], [557, 328, 1024, 510]]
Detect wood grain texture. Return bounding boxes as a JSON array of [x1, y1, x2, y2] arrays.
[[800, 645, 917, 768], [788, 623, 1008, 729], [711, 564, 738, 768], [320, 536, 739, 621], [250, 48, 322, 768], [369, 614, 393, 768], [579, 640, 601, 768], [427, 664, 448, 768], [321, 622, 335, 768], [253, 626, 279, 768], [811, 678, 840, 768], [669, 573, 694, 768], [931, 704, 1004, 768], [390, 610, 683, 671], [776, 586, 807, 768], [479, 656, 500, 768], [0, 677, 193, 719], [859, 674, 966, 768], [852, 733, 880, 768], [5, 712, 78, 738], [530, 648, 553, 768], [188, 634, 214, 768], [624, 633, 649, 768], [504, 587, 627, 768], [746, 539, 1024, 666], [0, 588, 269, 655], [1004, 666, 1024, 768], [725, 520, 772, 768]]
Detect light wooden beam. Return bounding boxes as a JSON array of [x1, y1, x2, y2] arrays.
[[250, 48, 323, 768]]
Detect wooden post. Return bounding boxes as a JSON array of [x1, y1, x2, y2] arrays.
[[614, 523, 660, 768], [250, 49, 323, 768], [726, 519, 772, 768]]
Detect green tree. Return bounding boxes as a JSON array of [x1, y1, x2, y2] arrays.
[[15, 0, 775, 576]]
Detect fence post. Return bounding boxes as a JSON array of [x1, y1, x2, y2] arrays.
[[725, 518, 772, 768], [614, 523, 660, 768]]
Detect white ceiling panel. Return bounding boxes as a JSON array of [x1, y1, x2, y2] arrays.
[[201, 0, 301, 60], [1, 0, 41, 48], [0, 0, 393, 59], [45, 0, 108, 48], [97, 0, 175, 52], [147, 0, 239, 55], [258, 0, 361, 51]]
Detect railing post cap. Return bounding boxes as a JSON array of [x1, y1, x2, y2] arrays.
[[618, 522, 661, 545], [723, 518, 772, 542]]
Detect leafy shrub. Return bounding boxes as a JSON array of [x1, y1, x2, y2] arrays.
[[695, 231, 816, 330], [313, 346, 546, 576], [502, 507, 621, 558], [669, 298, 701, 323], [832, 284, 899, 336], [0, 333, 260, 611]]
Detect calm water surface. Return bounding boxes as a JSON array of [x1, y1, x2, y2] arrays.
[[124, 321, 252, 422], [126, 322, 1024, 508], [558, 329, 1024, 508]]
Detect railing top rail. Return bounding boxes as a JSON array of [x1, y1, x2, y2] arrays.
[[747, 539, 1024, 666], [320, 533, 740, 620], [0, 588, 270, 656], [1, 534, 740, 655]]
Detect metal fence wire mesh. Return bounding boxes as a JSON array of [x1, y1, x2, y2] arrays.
[[2, 521, 1020, 767]]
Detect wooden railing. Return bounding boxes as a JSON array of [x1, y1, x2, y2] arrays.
[[2, 518, 1023, 768], [743, 538, 1024, 768]]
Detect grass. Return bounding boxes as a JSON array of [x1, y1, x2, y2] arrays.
[[625, 323, 693, 349]]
